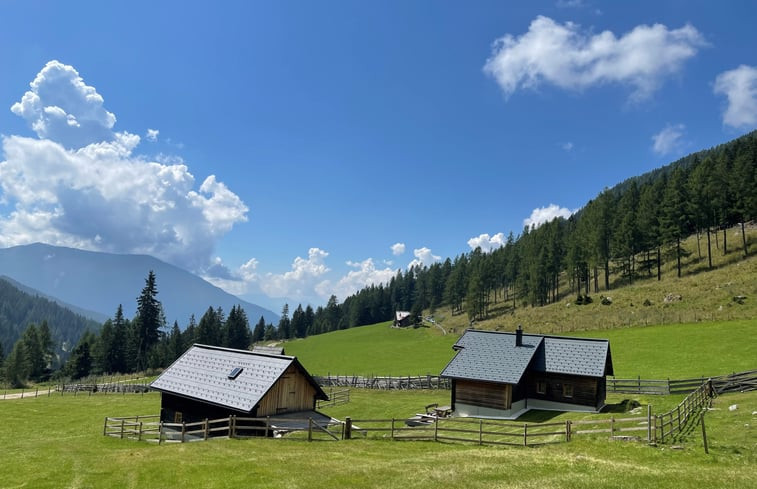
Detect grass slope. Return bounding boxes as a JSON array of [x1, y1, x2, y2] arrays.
[[281, 319, 756, 379], [0, 391, 755, 489], [283, 321, 459, 376]]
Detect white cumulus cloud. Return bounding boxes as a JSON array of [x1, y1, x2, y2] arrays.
[[652, 123, 686, 155], [259, 248, 330, 299], [10, 60, 117, 149], [483, 16, 705, 102], [317, 258, 395, 303], [408, 247, 441, 269], [714, 65, 757, 129], [391, 242, 406, 255], [0, 60, 248, 272], [146, 129, 159, 142], [523, 204, 576, 229], [467, 233, 506, 252]]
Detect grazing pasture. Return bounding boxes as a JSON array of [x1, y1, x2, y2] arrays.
[[1, 389, 755, 489], [282, 319, 756, 379]]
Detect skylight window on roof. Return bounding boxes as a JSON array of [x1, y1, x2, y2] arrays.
[[228, 367, 244, 380]]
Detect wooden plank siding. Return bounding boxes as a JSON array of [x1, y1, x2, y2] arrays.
[[525, 372, 601, 408], [256, 365, 318, 416], [454, 379, 512, 410]]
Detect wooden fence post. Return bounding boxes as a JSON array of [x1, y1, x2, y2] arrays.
[[120, 419, 125, 439], [159, 421, 164, 444], [479, 420, 484, 445], [391, 418, 395, 440], [434, 417, 439, 442], [344, 417, 352, 440], [103, 417, 108, 436], [181, 421, 186, 443], [308, 418, 313, 442], [266, 416, 271, 437], [138, 422, 143, 441], [566, 420, 571, 442], [523, 424, 528, 446], [610, 417, 615, 437], [204, 419, 209, 440], [647, 405, 652, 443]]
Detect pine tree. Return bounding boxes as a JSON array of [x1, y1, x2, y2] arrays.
[[197, 307, 221, 346], [252, 316, 266, 343], [225, 305, 250, 349], [277, 304, 291, 339], [134, 271, 164, 370], [661, 167, 693, 277], [4, 339, 31, 387]]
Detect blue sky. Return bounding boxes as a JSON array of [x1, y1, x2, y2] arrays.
[[1, 1, 756, 312]]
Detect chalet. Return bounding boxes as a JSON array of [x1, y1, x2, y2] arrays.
[[150, 344, 328, 424], [394, 311, 412, 327], [440, 327, 613, 419]]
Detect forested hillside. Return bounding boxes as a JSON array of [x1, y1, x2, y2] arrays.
[[282, 130, 756, 335], [0, 277, 100, 357]]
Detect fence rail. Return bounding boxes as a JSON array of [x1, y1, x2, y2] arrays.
[[313, 369, 756, 394], [316, 388, 350, 409], [607, 369, 757, 395], [314, 375, 450, 390]]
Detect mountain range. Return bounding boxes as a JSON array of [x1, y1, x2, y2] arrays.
[[0, 243, 279, 327]]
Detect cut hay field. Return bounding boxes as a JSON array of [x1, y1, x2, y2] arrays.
[[1, 389, 755, 489], [282, 319, 756, 379]]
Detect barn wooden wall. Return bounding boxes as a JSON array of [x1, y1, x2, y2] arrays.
[[256, 365, 318, 416]]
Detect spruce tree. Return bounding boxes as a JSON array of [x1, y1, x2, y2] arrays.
[[252, 316, 266, 343], [134, 271, 164, 370]]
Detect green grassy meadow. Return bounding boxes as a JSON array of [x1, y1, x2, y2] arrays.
[[1, 389, 755, 489], [282, 319, 756, 379]]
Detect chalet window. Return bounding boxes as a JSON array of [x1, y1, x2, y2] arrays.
[[536, 381, 547, 395], [174, 411, 183, 423], [562, 383, 574, 398]]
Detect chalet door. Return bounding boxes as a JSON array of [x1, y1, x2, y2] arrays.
[[277, 374, 296, 413]]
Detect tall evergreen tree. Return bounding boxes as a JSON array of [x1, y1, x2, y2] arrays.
[[225, 305, 250, 349], [134, 271, 164, 370], [196, 307, 222, 346], [278, 304, 291, 338], [661, 167, 692, 277], [252, 316, 266, 343]]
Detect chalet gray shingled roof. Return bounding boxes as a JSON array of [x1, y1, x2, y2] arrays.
[[150, 344, 326, 412], [440, 330, 544, 384], [440, 329, 613, 384], [531, 336, 613, 377]]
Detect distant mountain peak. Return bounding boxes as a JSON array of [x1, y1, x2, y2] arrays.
[[0, 243, 279, 328]]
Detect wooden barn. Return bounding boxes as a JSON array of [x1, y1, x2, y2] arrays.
[[441, 327, 613, 419], [150, 344, 328, 424]]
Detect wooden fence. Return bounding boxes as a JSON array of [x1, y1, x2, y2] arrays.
[[104, 409, 658, 447], [316, 388, 350, 409], [607, 369, 757, 395], [104, 414, 342, 443], [311, 369, 755, 394], [314, 375, 450, 389], [652, 380, 714, 444]]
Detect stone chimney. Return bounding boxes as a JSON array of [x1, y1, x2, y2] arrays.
[[515, 325, 523, 346]]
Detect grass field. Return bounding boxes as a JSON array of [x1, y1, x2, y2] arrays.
[[1, 389, 755, 489], [281, 318, 756, 379]]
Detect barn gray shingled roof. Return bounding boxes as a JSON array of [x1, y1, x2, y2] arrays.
[[150, 344, 326, 412], [440, 330, 612, 384], [440, 330, 544, 384]]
